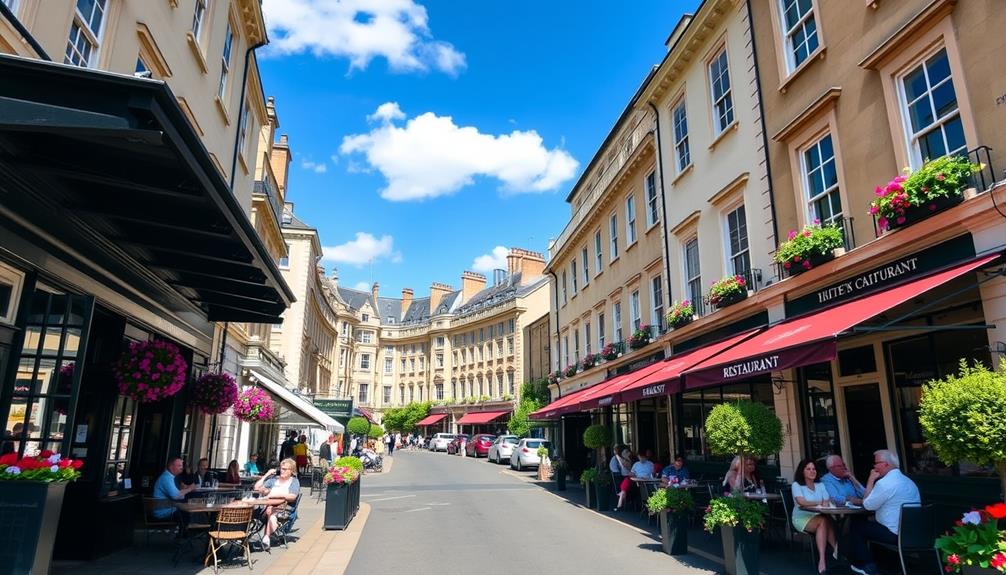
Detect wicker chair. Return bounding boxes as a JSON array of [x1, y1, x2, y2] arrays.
[[141, 497, 178, 546], [204, 506, 255, 574]]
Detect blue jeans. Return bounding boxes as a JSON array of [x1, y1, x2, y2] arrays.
[[848, 519, 896, 567]]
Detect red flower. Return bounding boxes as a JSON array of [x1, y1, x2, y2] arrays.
[[0, 453, 17, 466], [947, 554, 960, 565], [986, 502, 1006, 520], [991, 553, 1006, 569], [39, 450, 53, 458]]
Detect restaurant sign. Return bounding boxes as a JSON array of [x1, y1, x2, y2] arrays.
[[785, 234, 974, 317], [684, 341, 837, 389], [313, 398, 353, 418]]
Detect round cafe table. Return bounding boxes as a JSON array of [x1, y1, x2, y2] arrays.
[[801, 504, 871, 534], [742, 492, 781, 501]]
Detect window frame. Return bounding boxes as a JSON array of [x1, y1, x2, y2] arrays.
[[671, 97, 691, 173], [625, 194, 637, 245], [597, 312, 606, 349], [65, 0, 108, 68], [779, 0, 820, 72], [629, 290, 641, 331], [218, 20, 234, 101], [683, 237, 702, 308], [570, 259, 578, 295], [192, 0, 209, 44], [723, 204, 751, 277], [708, 46, 735, 136], [799, 132, 844, 226], [609, 213, 619, 260], [581, 247, 590, 287], [360, 353, 370, 370], [650, 275, 664, 332], [896, 46, 967, 168], [645, 171, 659, 227], [612, 302, 622, 343], [594, 230, 603, 274]]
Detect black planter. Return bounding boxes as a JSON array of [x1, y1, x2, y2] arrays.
[[323, 480, 361, 530], [555, 470, 566, 491], [784, 250, 836, 277], [629, 339, 650, 350], [594, 482, 612, 511], [659, 510, 689, 555], [0, 481, 67, 575], [712, 290, 747, 310], [583, 480, 594, 509], [720, 525, 760, 575], [885, 192, 964, 232], [668, 316, 694, 330], [962, 566, 1000, 575]]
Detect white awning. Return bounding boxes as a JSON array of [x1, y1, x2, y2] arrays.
[[249, 370, 345, 433]]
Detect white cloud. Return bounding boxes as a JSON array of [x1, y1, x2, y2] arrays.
[[301, 159, 328, 174], [471, 246, 508, 273], [261, 0, 466, 76], [368, 102, 406, 124], [352, 281, 371, 291], [340, 103, 579, 201], [322, 232, 399, 266]]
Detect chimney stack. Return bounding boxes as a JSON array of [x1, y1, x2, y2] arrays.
[[430, 282, 452, 312], [329, 267, 339, 288], [461, 271, 487, 302], [401, 288, 414, 313], [505, 248, 546, 282], [371, 282, 379, 303]]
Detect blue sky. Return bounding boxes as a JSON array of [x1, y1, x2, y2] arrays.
[[258, 0, 699, 297]]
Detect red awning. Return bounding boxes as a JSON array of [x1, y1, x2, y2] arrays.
[[456, 410, 510, 425], [529, 384, 598, 419], [684, 254, 999, 389], [573, 363, 667, 411], [615, 330, 761, 401], [356, 407, 375, 423], [416, 414, 447, 427]]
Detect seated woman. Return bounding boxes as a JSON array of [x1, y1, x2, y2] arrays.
[[615, 450, 653, 511], [254, 458, 300, 549], [223, 459, 241, 485], [791, 458, 839, 574], [723, 456, 764, 494]]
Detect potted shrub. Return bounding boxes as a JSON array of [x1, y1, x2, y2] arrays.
[[564, 364, 579, 378], [774, 222, 845, 276], [919, 361, 1006, 506], [323, 457, 362, 530], [553, 458, 568, 491], [594, 471, 613, 510], [629, 325, 652, 349], [934, 503, 1006, 574], [0, 450, 83, 574], [601, 343, 619, 361], [648, 486, 694, 555], [537, 446, 551, 481], [703, 401, 783, 575], [582, 424, 614, 510], [580, 468, 598, 508], [666, 301, 695, 330], [708, 276, 748, 309], [870, 155, 982, 232]]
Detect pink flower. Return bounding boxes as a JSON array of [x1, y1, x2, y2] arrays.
[[812, 218, 820, 225], [936, 173, 945, 181], [784, 262, 791, 269], [802, 230, 812, 237], [793, 256, 801, 262], [886, 182, 903, 194], [947, 554, 960, 565], [991, 552, 1006, 569], [802, 260, 811, 269], [894, 175, 908, 183], [874, 186, 885, 197], [788, 230, 798, 240], [868, 206, 879, 215], [897, 216, 906, 224], [878, 217, 888, 229]]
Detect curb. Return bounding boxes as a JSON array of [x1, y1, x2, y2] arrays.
[[262, 503, 371, 575]]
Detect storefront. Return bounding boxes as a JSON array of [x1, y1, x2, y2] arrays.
[[0, 56, 293, 560]]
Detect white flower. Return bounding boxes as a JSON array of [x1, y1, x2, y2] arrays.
[[50, 465, 59, 473], [962, 511, 982, 525], [48, 454, 61, 464], [6, 466, 20, 475]]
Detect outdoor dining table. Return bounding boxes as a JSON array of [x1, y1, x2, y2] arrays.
[[742, 491, 782, 500], [800, 504, 872, 534]]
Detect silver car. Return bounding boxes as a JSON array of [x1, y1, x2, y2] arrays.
[[429, 433, 454, 452], [488, 435, 519, 464], [509, 438, 551, 471]]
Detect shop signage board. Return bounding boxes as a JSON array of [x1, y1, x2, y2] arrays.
[[314, 399, 353, 418], [685, 340, 837, 389], [785, 234, 975, 317]]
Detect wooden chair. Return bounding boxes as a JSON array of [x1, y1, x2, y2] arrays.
[[204, 506, 255, 574], [141, 497, 178, 546]]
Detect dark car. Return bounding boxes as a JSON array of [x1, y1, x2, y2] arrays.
[[464, 434, 496, 458], [446, 434, 470, 455]]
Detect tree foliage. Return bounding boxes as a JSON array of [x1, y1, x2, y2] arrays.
[[507, 379, 549, 437], [346, 416, 371, 436], [367, 424, 385, 439], [704, 401, 783, 458], [920, 361, 1006, 496], [380, 402, 432, 433], [582, 424, 612, 449]]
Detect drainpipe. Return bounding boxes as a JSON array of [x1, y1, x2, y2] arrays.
[[229, 39, 268, 190], [646, 101, 674, 305], [546, 269, 561, 398], [0, 3, 50, 61], [746, 0, 780, 251]]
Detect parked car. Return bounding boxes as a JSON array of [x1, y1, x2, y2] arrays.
[[446, 434, 469, 455], [429, 433, 454, 452], [464, 434, 496, 457], [510, 438, 551, 471], [488, 435, 519, 464]]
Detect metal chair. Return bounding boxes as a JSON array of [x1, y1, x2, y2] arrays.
[[273, 492, 303, 548], [637, 481, 654, 524], [779, 486, 818, 568], [871, 503, 941, 575], [204, 506, 255, 574], [140, 497, 178, 546]]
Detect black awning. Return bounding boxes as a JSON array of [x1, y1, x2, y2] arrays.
[[0, 55, 294, 323]]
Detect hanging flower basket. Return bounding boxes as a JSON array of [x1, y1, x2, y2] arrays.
[[113, 340, 188, 403], [190, 372, 239, 415], [233, 387, 275, 422]]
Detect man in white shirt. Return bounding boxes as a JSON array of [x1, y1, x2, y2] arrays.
[[849, 449, 920, 575]]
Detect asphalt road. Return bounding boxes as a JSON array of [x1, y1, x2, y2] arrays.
[[346, 450, 721, 575]]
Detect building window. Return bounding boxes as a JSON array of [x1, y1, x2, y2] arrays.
[[507, 337, 514, 355], [613, 302, 622, 342], [436, 336, 444, 348], [384, 357, 393, 374], [360, 354, 370, 370], [400, 358, 406, 371], [684, 238, 702, 309], [102, 395, 136, 495], [801, 134, 842, 225], [278, 243, 291, 268], [218, 22, 234, 100], [508, 319, 515, 333], [597, 312, 606, 349], [479, 329, 485, 343], [672, 99, 690, 172], [581, 248, 590, 287], [409, 358, 415, 372], [400, 387, 405, 404], [630, 291, 641, 331], [383, 386, 392, 404], [3, 0, 19, 14], [507, 372, 515, 396], [561, 271, 568, 304], [584, 322, 592, 355], [436, 353, 444, 368], [594, 230, 603, 273], [362, 313, 369, 322], [680, 380, 776, 461], [192, 0, 208, 41], [780, 0, 818, 70], [489, 324, 495, 339], [709, 48, 734, 135], [436, 383, 444, 400], [900, 47, 966, 167], [361, 331, 372, 344], [645, 172, 659, 227], [562, 335, 569, 367], [237, 104, 251, 160], [651, 275, 664, 332], [573, 329, 580, 363], [358, 384, 369, 404], [625, 195, 637, 244], [570, 260, 578, 294], [609, 214, 619, 259], [725, 205, 751, 276], [65, 0, 107, 67]]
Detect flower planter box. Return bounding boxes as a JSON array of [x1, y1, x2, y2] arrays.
[[583, 480, 594, 509], [885, 193, 964, 232], [555, 471, 566, 491], [0, 481, 67, 575], [629, 339, 650, 350], [323, 479, 361, 530], [783, 247, 845, 277], [594, 482, 612, 511], [720, 525, 761, 575], [659, 510, 689, 555], [712, 290, 748, 310], [668, 316, 694, 330], [962, 566, 1000, 575]]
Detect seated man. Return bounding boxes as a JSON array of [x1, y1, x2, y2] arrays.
[[822, 454, 865, 506], [244, 453, 261, 476], [660, 453, 691, 487], [192, 457, 214, 487], [849, 450, 920, 575], [152, 457, 196, 519]]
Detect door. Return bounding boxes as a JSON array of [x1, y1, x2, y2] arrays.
[[843, 383, 886, 482]]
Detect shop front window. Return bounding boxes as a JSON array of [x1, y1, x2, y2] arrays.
[[677, 379, 776, 463], [798, 362, 839, 464], [103, 395, 136, 495], [888, 328, 991, 476]]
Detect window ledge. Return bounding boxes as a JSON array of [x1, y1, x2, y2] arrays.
[[185, 32, 208, 75], [645, 221, 660, 235], [594, 269, 604, 280], [625, 240, 638, 252], [214, 97, 231, 125], [671, 162, 694, 186], [609, 255, 620, 265], [708, 121, 739, 151], [779, 46, 827, 94], [237, 151, 250, 175]]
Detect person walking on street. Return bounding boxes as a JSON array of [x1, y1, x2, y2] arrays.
[[385, 433, 394, 456], [319, 434, 334, 467]]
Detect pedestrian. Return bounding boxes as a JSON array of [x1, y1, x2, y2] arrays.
[[293, 434, 309, 474], [319, 434, 334, 467], [279, 430, 296, 462], [385, 433, 394, 456], [349, 434, 359, 455]]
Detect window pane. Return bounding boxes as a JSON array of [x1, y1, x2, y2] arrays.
[[903, 67, 929, 103], [926, 49, 951, 85], [908, 99, 933, 133], [919, 128, 947, 162], [822, 157, 837, 189], [931, 81, 958, 119], [944, 116, 966, 155]]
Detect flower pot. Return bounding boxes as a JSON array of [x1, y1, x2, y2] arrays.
[[784, 249, 841, 277], [720, 525, 761, 575], [885, 193, 964, 232], [0, 481, 67, 575], [962, 566, 1000, 575], [555, 470, 567, 491], [668, 315, 694, 330], [594, 482, 612, 511], [659, 510, 689, 555], [324, 480, 360, 530], [713, 290, 748, 310], [583, 480, 594, 509]]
